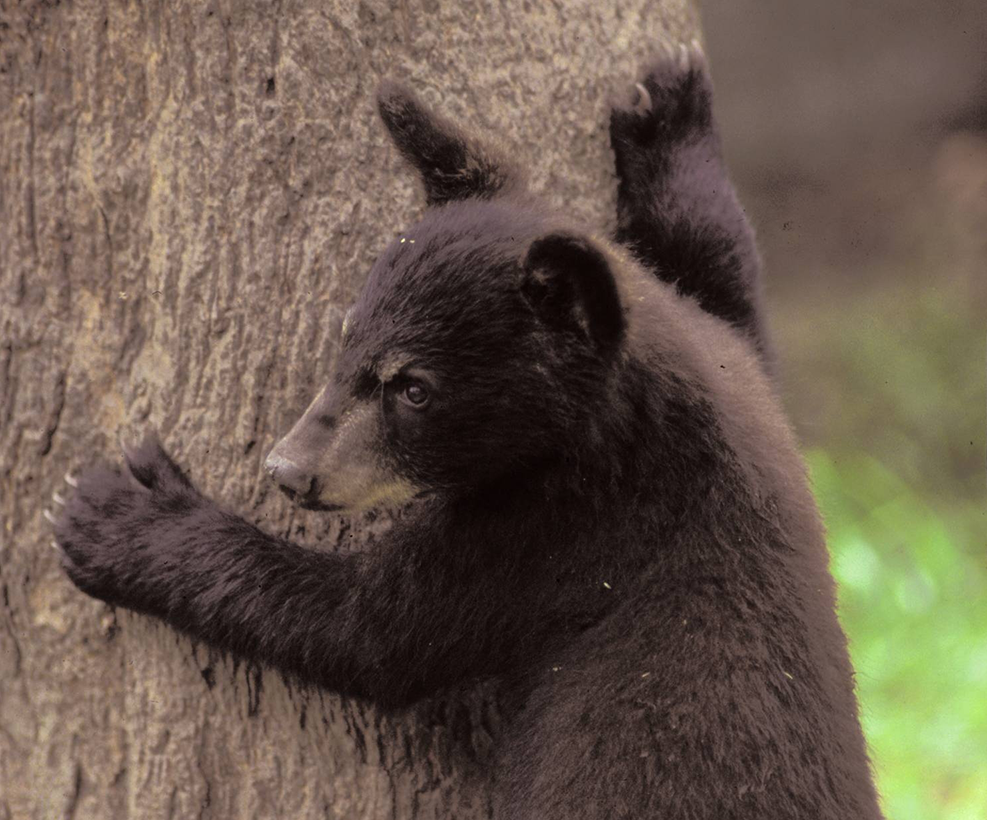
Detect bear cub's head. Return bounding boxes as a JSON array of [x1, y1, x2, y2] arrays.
[[265, 83, 627, 511]]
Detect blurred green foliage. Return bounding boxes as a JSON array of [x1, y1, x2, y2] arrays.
[[811, 450, 987, 820], [775, 267, 986, 820]]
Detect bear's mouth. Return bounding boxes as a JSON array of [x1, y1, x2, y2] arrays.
[[297, 497, 344, 512], [276, 483, 344, 513]]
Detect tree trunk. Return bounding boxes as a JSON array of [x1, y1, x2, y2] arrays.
[[0, 1, 697, 817]]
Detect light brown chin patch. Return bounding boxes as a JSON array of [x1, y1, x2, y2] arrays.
[[318, 475, 420, 512]]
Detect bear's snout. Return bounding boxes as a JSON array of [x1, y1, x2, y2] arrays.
[[264, 453, 314, 498]]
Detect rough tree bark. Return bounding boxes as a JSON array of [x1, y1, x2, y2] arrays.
[[0, 1, 698, 817]]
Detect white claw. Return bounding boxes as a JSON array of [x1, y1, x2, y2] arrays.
[[51, 540, 64, 554], [633, 82, 652, 114], [52, 490, 67, 506], [678, 43, 690, 70], [64, 472, 79, 488], [43, 508, 58, 525]]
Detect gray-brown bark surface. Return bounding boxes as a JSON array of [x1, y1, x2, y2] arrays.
[[0, 1, 697, 817]]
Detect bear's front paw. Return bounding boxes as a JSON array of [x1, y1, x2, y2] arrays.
[[47, 433, 204, 611], [610, 39, 714, 146]]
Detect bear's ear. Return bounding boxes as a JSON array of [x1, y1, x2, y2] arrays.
[[377, 80, 524, 206], [521, 232, 625, 350]]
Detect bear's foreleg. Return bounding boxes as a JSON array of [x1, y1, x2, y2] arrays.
[[609, 42, 768, 356]]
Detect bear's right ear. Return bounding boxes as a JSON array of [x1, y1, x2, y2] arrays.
[[377, 80, 524, 207], [521, 233, 625, 350]]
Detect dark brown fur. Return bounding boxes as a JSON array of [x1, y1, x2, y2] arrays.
[[51, 44, 883, 819]]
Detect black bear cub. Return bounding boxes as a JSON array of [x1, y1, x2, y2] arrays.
[[50, 42, 884, 819]]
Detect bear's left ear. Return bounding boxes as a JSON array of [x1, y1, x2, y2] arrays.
[[521, 233, 625, 350], [378, 80, 524, 206]]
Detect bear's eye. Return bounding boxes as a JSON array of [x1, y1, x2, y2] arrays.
[[401, 381, 430, 409]]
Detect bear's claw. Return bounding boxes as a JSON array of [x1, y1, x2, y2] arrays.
[[610, 38, 715, 150], [632, 83, 652, 114]]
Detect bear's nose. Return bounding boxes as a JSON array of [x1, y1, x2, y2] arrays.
[[264, 453, 315, 497]]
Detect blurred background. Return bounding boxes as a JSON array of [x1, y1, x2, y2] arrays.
[[701, 2, 986, 818]]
